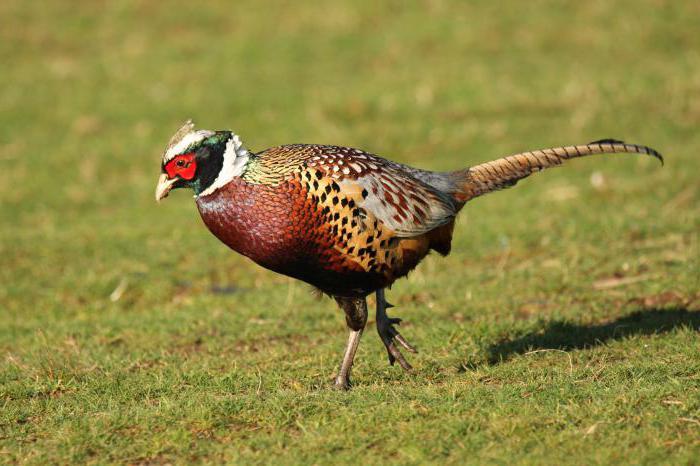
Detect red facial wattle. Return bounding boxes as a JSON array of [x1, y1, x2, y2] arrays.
[[164, 153, 197, 180]]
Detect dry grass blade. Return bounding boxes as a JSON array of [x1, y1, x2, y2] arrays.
[[592, 275, 654, 290], [522, 349, 574, 375]]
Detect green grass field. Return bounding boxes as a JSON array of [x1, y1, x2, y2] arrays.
[[1, 1, 699, 464]]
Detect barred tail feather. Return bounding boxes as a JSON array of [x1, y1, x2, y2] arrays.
[[451, 139, 663, 203]]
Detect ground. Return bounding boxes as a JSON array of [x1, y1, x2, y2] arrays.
[[1, 0, 699, 464]]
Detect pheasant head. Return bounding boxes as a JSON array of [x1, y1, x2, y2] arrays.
[[155, 120, 249, 201]]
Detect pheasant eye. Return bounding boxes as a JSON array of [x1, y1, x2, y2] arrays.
[[165, 153, 197, 180]]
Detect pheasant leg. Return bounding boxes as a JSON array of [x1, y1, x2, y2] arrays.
[[334, 328, 363, 390], [376, 288, 417, 371], [334, 297, 368, 390]]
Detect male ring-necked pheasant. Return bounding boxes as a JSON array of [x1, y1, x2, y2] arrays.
[[155, 121, 662, 389]]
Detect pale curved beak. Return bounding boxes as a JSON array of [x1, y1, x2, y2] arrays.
[[155, 174, 178, 202]]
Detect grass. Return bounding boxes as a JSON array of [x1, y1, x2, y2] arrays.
[[1, 0, 698, 464]]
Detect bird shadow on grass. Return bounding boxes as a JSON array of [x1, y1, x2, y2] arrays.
[[461, 306, 700, 370]]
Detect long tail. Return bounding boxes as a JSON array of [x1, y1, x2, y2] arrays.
[[450, 139, 663, 203]]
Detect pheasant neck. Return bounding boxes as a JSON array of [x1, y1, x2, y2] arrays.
[[196, 133, 250, 197]]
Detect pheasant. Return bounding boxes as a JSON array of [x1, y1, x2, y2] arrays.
[[155, 121, 662, 389]]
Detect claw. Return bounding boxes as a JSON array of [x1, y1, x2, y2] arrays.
[[385, 341, 413, 371], [394, 333, 417, 353]]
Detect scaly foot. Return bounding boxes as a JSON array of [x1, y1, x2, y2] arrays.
[[376, 289, 417, 371], [333, 374, 352, 390]]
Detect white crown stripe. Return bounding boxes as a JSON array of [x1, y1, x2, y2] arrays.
[[163, 130, 215, 163]]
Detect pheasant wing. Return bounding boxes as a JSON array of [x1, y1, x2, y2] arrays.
[[299, 145, 457, 237]]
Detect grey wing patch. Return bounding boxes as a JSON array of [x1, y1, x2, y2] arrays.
[[384, 160, 459, 194], [344, 168, 457, 237]]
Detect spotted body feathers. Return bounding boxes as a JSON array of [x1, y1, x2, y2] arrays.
[[187, 140, 661, 297], [198, 144, 459, 296]]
